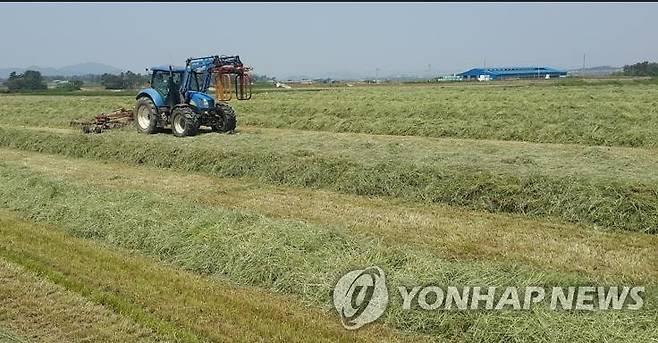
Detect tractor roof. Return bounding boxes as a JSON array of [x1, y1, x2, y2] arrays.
[[150, 66, 186, 73]]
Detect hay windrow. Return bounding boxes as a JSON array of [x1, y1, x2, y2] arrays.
[[0, 163, 655, 342], [0, 127, 656, 234]]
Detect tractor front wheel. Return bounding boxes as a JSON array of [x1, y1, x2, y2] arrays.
[[134, 97, 159, 134], [212, 102, 237, 133], [171, 107, 200, 137]]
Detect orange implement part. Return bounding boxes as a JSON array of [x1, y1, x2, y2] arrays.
[[214, 73, 232, 101]]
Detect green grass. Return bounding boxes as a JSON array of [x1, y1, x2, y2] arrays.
[[232, 82, 658, 147], [0, 258, 161, 343], [1, 84, 657, 341], [0, 95, 134, 128], [2, 81, 658, 146], [0, 89, 137, 96], [0, 210, 403, 343], [3, 147, 655, 283], [553, 77, 658, 87], [0, 327, 28, 343], [0, 161, 655, 342], [0, 126, 656, 234]]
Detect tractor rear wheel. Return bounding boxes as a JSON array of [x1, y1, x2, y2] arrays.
[[212, 103, 237, 133], [171, 107, 200, 137], [134, 97, 159, 134]]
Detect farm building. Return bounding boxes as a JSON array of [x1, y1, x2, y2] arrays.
[[458, 67, 567, 80]]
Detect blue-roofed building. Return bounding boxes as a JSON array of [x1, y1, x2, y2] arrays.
[[457, 67, 567, 80]]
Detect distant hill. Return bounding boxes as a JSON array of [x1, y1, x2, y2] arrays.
[[0, 62, 122, 78]]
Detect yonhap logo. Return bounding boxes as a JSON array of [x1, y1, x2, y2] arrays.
[[333, 267, 645, 330], [333, 266, 388, 330]]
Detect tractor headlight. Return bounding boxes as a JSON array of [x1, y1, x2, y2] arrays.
[[201, 98, 210, 107]]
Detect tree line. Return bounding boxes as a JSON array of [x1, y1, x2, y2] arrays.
[[622, 61, 658, 77], [100, 71, 149, 89], [3, 71, 48, 91], [2, 70, 149, 91], [3, 69, 273, 92], [2, 71, 86, 91]]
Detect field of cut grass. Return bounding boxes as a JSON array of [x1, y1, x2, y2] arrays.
[[0, 95, 134, 128], [0, 150, 655, 342], [235, 82, 658, 147], [0, 126, 656, 234], [2, 148, 655, 283], [2, 80, 658, 146], [0, 81, 656, 342], [0, 258, 160, 343], [0, 210, 411, 343]]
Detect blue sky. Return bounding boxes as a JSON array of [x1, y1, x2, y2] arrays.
[[1, 2, 657, 78]]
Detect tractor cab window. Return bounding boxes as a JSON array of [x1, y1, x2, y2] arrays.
[[188, 72, 204, 91], [151, 71, 183, 97]]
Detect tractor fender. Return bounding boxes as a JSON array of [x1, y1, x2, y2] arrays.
[[136, 88, 165, 108]]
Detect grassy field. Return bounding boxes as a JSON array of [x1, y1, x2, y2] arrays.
[[0, 81, 656, 342], [0, 210, 408, 343], [3, 80, 658, 146], [0, 126, 656, 233], [235, 82, 658, 147]]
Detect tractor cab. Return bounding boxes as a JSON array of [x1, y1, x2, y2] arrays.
[[149, 66, 186, 108]]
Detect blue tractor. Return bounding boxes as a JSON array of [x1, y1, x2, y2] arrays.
[[135, 55, 252, 137]]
